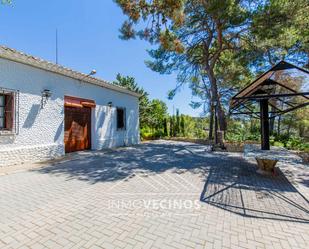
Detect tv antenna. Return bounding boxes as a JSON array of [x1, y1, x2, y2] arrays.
[[56, 29, 59, 64]]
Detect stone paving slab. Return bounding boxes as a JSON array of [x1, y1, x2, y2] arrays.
[[0, 140, 308, 249]]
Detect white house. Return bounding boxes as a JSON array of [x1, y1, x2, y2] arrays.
[[0, 46, 140, 167]]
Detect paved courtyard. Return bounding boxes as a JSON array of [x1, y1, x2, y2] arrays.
[[0, 140, 308, 249]]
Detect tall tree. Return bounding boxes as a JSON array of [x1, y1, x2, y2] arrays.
[[176, 108, 180, 135], [115, 0, 251, 136], [148, 99, 168, 131], [180, 114, 185, 136], [247, 0, 309, 69], [115, 0, 308, 143], [113, 74, 169, 137], [163, 117, 168, 136], [169, 116, 174, 137]]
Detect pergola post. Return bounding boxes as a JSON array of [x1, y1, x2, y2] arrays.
[[260, 99, 270, 150]]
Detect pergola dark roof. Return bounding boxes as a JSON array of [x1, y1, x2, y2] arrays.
[[230, 61, 309, 119], [229, 61, 309, 150]]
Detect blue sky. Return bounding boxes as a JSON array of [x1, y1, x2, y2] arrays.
[[0, 0, 203, 116]]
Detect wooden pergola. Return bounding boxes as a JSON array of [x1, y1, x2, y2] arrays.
[[230, 61, 309, 150]]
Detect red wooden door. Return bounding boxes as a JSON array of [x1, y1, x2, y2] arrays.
[[64, 106, 91, 153]]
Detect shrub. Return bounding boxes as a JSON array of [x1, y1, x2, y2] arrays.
[[140, 126, 166, 140]]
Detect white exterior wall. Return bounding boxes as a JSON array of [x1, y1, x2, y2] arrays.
[[0, 58, 140, 167]]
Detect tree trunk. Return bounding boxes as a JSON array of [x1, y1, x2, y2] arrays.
[[163, 118, 168, 136], [277, 115, 281, 135], [217, 101, 227, 131], [214, 106, 219, 144], [173, 116, 177, 137], [209, 104, 214, 140], [169, 117, 173, 137], [205, 65, 227, 133], [269, 106, 275, 135], [287, 116, 292, 137], [299, 124, 304, 137]]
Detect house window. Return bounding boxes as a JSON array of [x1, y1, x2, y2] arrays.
[[116, 107, 126, 130], [0, 89, 18, 134]]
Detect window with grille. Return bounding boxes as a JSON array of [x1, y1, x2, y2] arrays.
[[116, 107, 126, 130], [0, 88, 19, 134]]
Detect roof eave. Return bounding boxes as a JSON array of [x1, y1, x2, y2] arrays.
[[0, 46, 141, 98]]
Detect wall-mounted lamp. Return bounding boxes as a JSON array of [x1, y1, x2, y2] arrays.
[[107, 101, 113, 108], [41, 89, 52, 108], [79, 69, 97, 84]]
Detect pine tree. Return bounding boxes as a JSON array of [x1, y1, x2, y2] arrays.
[[176, 109, 180, 136], [180, 115, 185, 137], [170, 116, 174, 138], [163, 118, 168, 137]]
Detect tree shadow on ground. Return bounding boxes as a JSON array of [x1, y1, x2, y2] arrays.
[[34, 141, 309, 223], [200, 154, 309, 223], [34, 141, 217, 184]]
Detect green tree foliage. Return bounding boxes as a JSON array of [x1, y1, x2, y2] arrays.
[[246, 0, 309, 69], [140, 99, 169, 139], [175, 108, 180, 135], [167, 113, 208, 139], [115, 0, 308, 147], [147, 99, 168, 130], [113, 73, 169, 139], [115, 0, 254, 135], [163, 118, 168, 136], [180, 115, 185, 136], [169, 116, 174, 137], [114, 0, 185, 42], [239, 0, 309, 135], [113, 73, 150, 129], [115, 1, 308, 148]]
